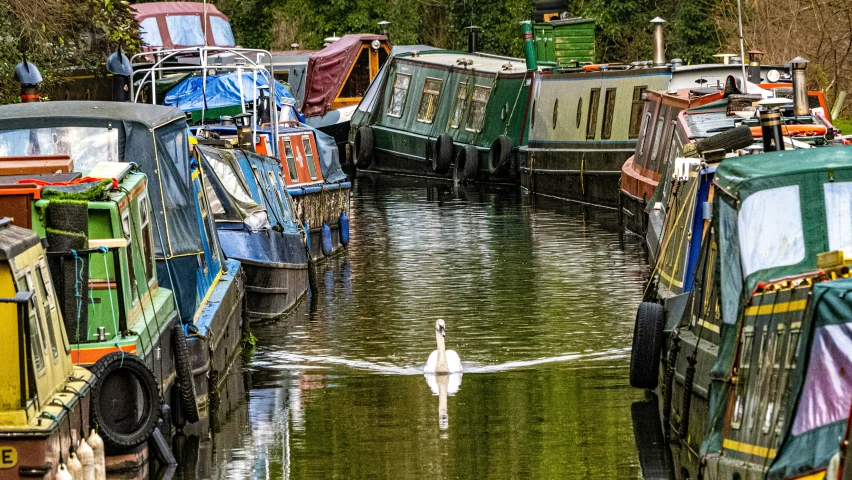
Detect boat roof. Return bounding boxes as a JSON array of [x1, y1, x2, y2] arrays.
[[714, 146, 852, 201], [131, 2, 227, 19], [0, 101, 186, 130], [0, 218, 40, 261], [395, 51, 526, 74]]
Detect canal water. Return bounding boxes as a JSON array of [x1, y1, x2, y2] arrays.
[[173, 174, 655, 479]]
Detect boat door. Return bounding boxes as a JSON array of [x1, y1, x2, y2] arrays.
[[277, 133, 324, 187]]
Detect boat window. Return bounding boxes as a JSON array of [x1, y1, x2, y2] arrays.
[[139, 17, 163, 47], [139, 195, 154, 286], [417, 78, 443, 124], [585, 88, 600, 139], [738, 185, 805, 277], [210, 16, 235, 47], [575, 97, 582, 128], [166, 15, 205, 46], [638, 112, 652, 157], [387, 73, 411, 118], [303, 135, 318, 181], [628, 86, 648, 138], [762, 324, 786, 434], [378, 48, 389, 70], [33, 267, 59, 361], [339, 47, 372, 100], [601, 88, 617, 139], [0, 127, 119, 171], [282, 140, 299, 183], [663, 120, 679, 169], [731, 326, 755, 429], [121, 211, 139, 303], [39, 259, 69, 354], [552, 98, 558, 129], [650, 116, 666, 164], [22, 273, 46, 374], [450, 83, 468, 129], [465, 86, 492, 133], [824, 182, 852, 253], [268, 170, 287, 221]]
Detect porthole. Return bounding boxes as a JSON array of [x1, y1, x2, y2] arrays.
[[576, 97, 583, 128]]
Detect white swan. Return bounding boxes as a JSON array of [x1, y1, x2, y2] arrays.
[[424, 319, 463, 373]]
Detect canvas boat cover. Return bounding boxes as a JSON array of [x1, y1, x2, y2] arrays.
[[301, 34, 386, 118], [0, 101, 201, 258], [768, 277, 852, 478], [163, 72, 304, 122]]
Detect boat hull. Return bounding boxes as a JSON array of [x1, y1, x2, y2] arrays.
[[217, 228, 308, 319], [519, 142, 635, 208]]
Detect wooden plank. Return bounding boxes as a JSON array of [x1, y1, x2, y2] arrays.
[[0, 156, 73, 175]]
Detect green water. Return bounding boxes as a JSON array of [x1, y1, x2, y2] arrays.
[[176, 174, 656, 479]]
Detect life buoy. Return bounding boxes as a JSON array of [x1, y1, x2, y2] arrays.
[[432, 134, 454, 175], [488, 135, 513, 175], [89, 352, 161, 450], [353, 127, 374, 168], [172, 322, 199, 424], [454, 145, 479, 183]]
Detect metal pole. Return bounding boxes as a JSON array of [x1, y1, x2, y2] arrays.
[[736, 0, 747, 90]]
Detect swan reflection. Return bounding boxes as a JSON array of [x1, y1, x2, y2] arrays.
[[425, 373, 463, 430]]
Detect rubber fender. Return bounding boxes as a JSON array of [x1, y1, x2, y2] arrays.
[[89, 352, 162, 451], [354, 127, 374, 169], [172, 322, 199, 423], [339, 212, 350, 247], [78, 437, 94, 480], [695, 125, 754, 155], [432, 134, 454, 175], [87, 429, 106, 480], [629, 302, 666, 389], [488, 135, 513, 175], [321, 222, 333, 257], [454, 145, 479, 183], [56, 464, 73, 480]]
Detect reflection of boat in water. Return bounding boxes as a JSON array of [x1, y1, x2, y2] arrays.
[[630, 393, 674, 480]]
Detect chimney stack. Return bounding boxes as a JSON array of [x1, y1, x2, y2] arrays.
[[106, 46, 133, 102], [379, 21, 391, 43], [465, 25, 481, 54], [789, 56, 809, 117], [521, 20, 537, 71], [747, 49, 764, 84], [13, 58, 42, 103], [651, 18, 666, 66]]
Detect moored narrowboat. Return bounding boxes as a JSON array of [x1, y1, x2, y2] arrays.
[[519, 17, 787, 208], [196, 143, 309, 319], [629, 142, 852, 479], [0, 101, 246, 464], [0, 218, 94, 479], [348, 44, 530, 183]]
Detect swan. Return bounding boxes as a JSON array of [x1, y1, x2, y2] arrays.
[[424, 319, 463, 373]]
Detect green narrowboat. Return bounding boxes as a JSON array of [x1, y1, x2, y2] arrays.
[[629, 146, 852, 479], [0, 217, 94, 479], [348, 48, 531, 183]]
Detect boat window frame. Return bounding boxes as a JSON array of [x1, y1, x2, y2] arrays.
[[450, 82, 469, 129], [138, 194, 156, 288], [650, 115, 667, 167], [121, 210, 139, 305], [302, 135, 319, 181], [601, 88, 617, 139], [281, 139, 300, 183], [628, 86, 648, 138], [32, 263, 60, 362], [585, 88, 601, 140], [20, 270, 47, 376], [337, 45, 373, 103], [731, 325, 755, 430], [465, 85, 492, 133], [416, 77, 444, 124], [387, 72, 412, 119], [38, 257, 69, 354], [638, 112, 652, 157]]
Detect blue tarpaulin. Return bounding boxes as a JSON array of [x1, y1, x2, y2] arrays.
[[163, 72, 305, 122]]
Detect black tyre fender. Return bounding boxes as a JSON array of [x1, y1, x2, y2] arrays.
[[454, 144, 479, 183], [695, 125, 754, 156], [89, 352, 162, 451], [488, 135, 513, 175], [629, 302, 666, 389], [353, 127, 374, 169], [172, 323, 199, 424], [432, 134, 454, 175]]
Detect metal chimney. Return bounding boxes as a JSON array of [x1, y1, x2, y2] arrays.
[[521, 20, 537, 71], [379, 20, 391, 42], [789, 56, 809, 116], [465, 25, 481, 54], [106, 46, 133, 102], [13, 59, 42, 103], [651, 17, 666, 66], [747, 49, 763, 84], [759, 106, 785, 152]]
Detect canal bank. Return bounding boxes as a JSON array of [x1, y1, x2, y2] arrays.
[[172, 174, 655, 479]]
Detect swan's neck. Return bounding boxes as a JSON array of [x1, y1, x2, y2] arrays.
[[435, 330, 449, 373]]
